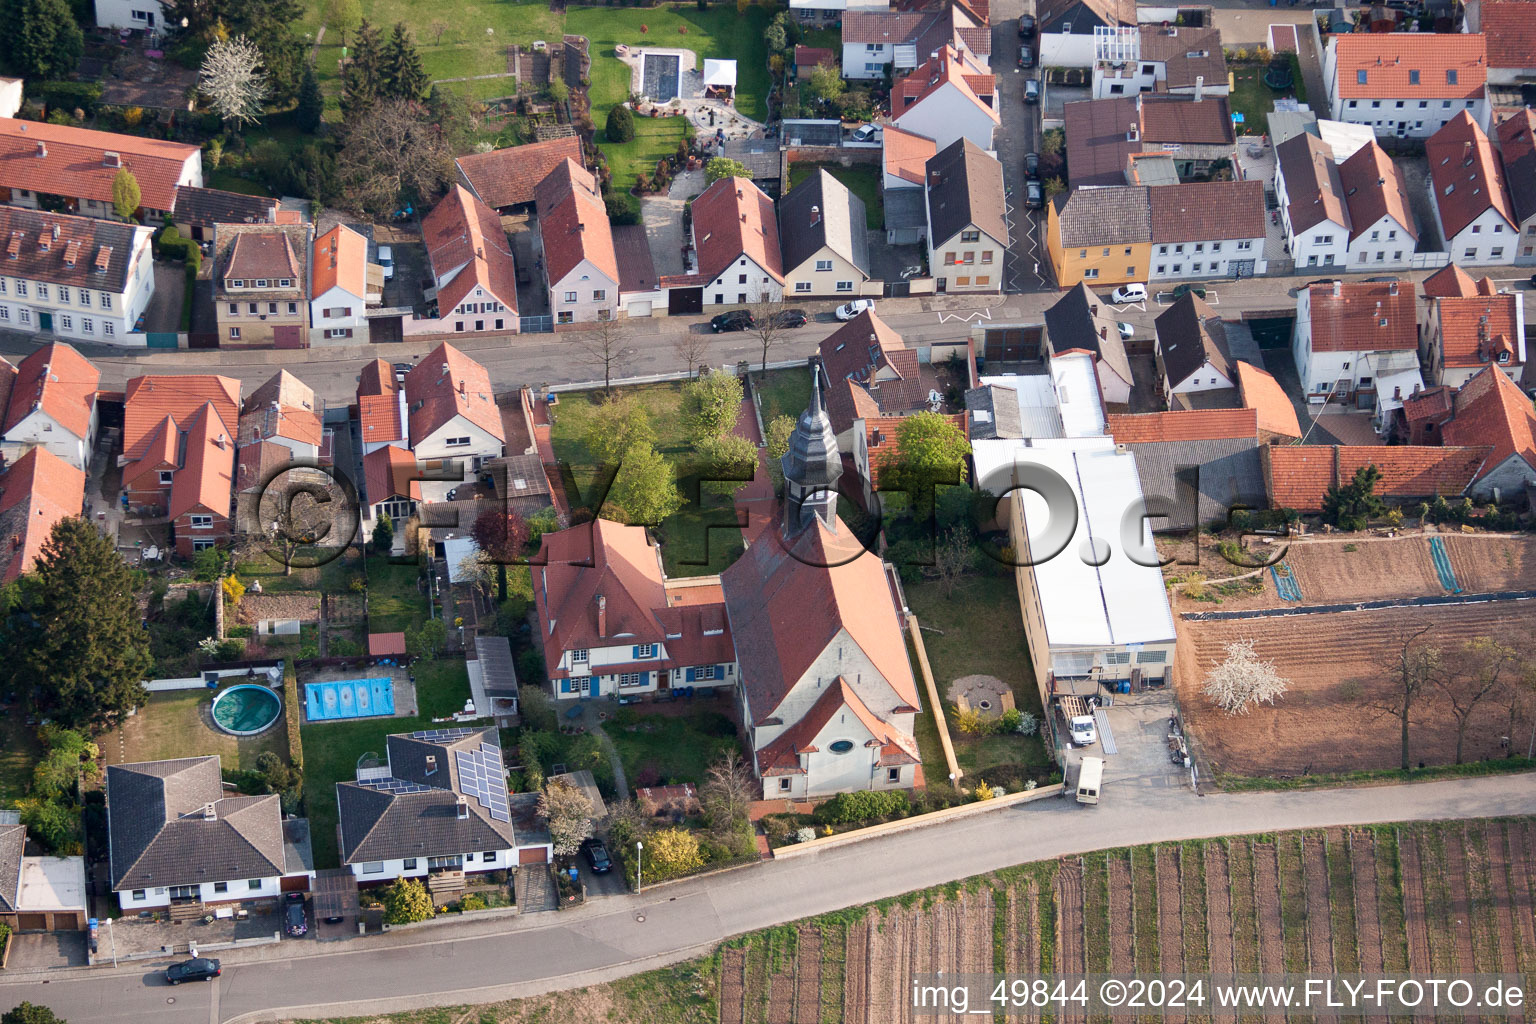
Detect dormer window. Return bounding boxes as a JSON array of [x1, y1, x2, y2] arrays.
[[232, 279, 245, 288], [279, 278, 291, 287], [1498, 350, 1511, 363], [1447, 69, 1458, 84], [255, 279, 268, 287]]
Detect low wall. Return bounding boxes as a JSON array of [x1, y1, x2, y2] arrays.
[[379, 905, 519, 933], [88, 931, 282, 966], [771, 784, 1066, 860]]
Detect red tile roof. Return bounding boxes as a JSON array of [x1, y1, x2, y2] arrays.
[[1331, 33, 1489, 100], [1426, 112, 1515, 240], [690, 175, 783, 286], [311, 224, 368, 299], [422, 184, 519, 317], [1106, 408, 1258, 443], [534, 159, 619, 290], [1443, 365, 1536, 481], [223, 229, 300, 285], [1148, 180, 1266, 243], [168, 403, 235, 521], [0, 119, 198, 212], [1434, 291, 1522, 368], [123, 374, 240, 459], [893, 46, 999, 125], [454, 136, 583, 210], [1265, 444, 1492, 511], [793, 45, 836, 69], [363, 444, 421, 506], [757, 677, 918, 776], [1422, 262, 1482, 298], [1477, 0, 1536, 70], [1236, 362, 1302, 439], [402, 342, 505, 445], [1, 341, 97, 440], [234, 439, 290, 494], [368, 632, 407, 656], [121, 413, 178, 490], [1304, 280, 1417, 353], [883, 125, 937, 186], [358, 358, 395, 399], [1338, 141, 1418, 242], [0, 446, 84, 582], [818, 310, 925, 434]]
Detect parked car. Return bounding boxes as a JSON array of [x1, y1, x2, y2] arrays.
[[770, 309, 809, 329], [1528, 272, 1536, 288], [1025, 179, 1044, 210], [284, 893, 307, 937], [834, 299, 876, 320], [710, 309, 755, 332], [377, 245, 394, 281], [166, 958, 221, 985], [1018, 13, 1036, 36], [1018, 43, 1035, 68], [851, 123, 881, 143], [581, 837, 613, 874], [1172, 283, 1208, 300], [392, 361, 412, 383], [1110, 283, 1148, 303], [1024, 78, 1041, 104], [1118, 321, 1135, 339], [1069, 714, 1098, 747], [1025, 152, 1040, 180]]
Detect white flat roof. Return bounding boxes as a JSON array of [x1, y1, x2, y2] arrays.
[[703, 59, 737, 86], [1375, 367, 1424, 413], [19, 856, 87, 912], [994, 439, 1177, 649], [980, 351, 1105, 440], [1317, 119, 1376, 163]]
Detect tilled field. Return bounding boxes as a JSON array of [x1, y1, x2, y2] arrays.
[[707, 822, 1536, 1024]]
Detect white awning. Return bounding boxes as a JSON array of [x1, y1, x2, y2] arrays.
[[702, 59, 737, 87]]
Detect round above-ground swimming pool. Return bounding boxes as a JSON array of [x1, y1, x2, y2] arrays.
[[211, 684, 283, 736]]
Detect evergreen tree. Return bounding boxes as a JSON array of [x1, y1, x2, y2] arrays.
[[0, 518, 151, 733], [296, 60, 324, 133], [381, 22, 428, 101], [2, 0, 85, 80], [1320, 464, 1385, 531], [339, 18, 382, 119]]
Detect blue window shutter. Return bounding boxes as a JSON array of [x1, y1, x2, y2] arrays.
[[685, 667, 695, 682], [631, 645, 640, 659]]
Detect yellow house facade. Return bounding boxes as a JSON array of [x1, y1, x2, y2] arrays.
[[1046, 186, 1152, 290]]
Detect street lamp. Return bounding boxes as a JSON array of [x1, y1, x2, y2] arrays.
[[636, 840, 644, 896]]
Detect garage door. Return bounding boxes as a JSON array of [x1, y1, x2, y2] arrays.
[[273, 324, 306, 349], [519, 847, 549, 865], [626, 299, 653, 318], [17, 913, 49, 932], [668, 287, 703, 316], [281, 875, 310, 892]]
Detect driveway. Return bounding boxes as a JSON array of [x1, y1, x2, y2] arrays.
[[642, 169, 706, 278], [992, 0, 1050, 291], [141, 261, 186, 333]]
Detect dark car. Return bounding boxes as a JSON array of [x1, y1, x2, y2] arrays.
[[1172, 283, 1208, 300], [1025, 179, 1044, 210], [710, 309, 755, 332], [393, 361, 412, 383], [1024, 78, 1041, 104], [1025, 152, 1040, 180], [581, 837, 613, 874], [1529, 273, 1536, 288], [284, 892, 308, 937], [1018, 43, 1035, 68], [770, 309, 808, 329], [1019, 13, 1036, 36], [166, 958, 221, 985]]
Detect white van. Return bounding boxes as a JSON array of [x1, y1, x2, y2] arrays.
[[1110, 283, 1147, 304], [1076, 756, 1104, 805]]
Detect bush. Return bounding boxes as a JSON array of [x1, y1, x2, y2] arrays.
[[605, 191, 641, 225], [812, 790, 909, 826], [998, 707, 1023, 733], [382, 878, 434, 924], [517, 647, 547, 685], [796, 826, 816, 844], [458, 892, 487, 912], [606, 104, 636, 143], [32, 81, 103, 117]]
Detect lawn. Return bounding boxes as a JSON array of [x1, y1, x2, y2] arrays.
[[205, 170, 277, 197], [0, 712, 41, 806], [604, 704, 744, 788], [1226, 60, 1305, 138], [788, 162, 883, 230], [100, 688, 290, 771], [751, 365, 813, 425], [904, 574, 1050, 786], [365, 555, 427, 634], [300, 658, 474, 867], [601, 115, 689, 195]]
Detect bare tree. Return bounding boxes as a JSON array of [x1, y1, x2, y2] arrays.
[[336, 99, 455, 217], [672, 330, 713, 378], [199, 36, 270, 128], [429, 19, 448, 46], [1201, 638, 1290, 715], [1366, 626, 1439, 770], [746, 292, 791, 372], [932, 527, 974, 597], [701, 750, 755, 831], [1435, 638, 1519, 764], [574, 316, 637, 396]]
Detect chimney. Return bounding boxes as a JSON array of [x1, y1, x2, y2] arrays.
[[1393, 385, 1402, 399], [810, 204, 821, 226], [1090, 303, 1098, 315], [34, 142, 44, 158], [51, 223, 58, 241], [202, 803, 217, 821], [458, 379, 465, 395], [215, 434, 227, 449], [103, 151, 120, 168], [1127, 122, 1139, 142], [597, 594, 607, 637], [1100, 325, 1108, 339], [1388, 281, 1399, 296], [456, 798, 469, 820], [425, 754, 437, 776], [1332, 280, 1342, 298], [1194, 75, 1204, 103]]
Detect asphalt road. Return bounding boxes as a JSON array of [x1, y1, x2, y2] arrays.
[[3, 772, 1530, 1023]]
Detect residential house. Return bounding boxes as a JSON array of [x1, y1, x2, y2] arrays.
[[1235, 361, 1303, 441], [415, 185, 519, 337], [841, 5, 990, 81], [891, 46, 999, 153], [1065, 95, 1237, 187], [1043, 283, 1134, 406], [1154, 292, 1234, 406], [1324, 34, 1490, 138], [689, 176, 784, 306], [93, 0, 168, 31], [1465, 0, 1536, 85], [535, 159, 620, 325], [1339, 141, 1419, 269], [1261, 444, 1493, 510], [1426, 111, 1518, 264], [924, 139, 1008, 294], [1046, 185, 1151, 289], [1038, 0, 1133, 67], [171, 186, 279, 242], [1105, 408, 1265, 531], [1421, 273, 1526, 387], [0, 341, 99, 470], [1094, 23, 1228, 100], [337, 727, 550, 882], [107, 756, 314, 911], [0, 81, 19, 122], [1293, 279, 1418, 406], [721, 373, 922, 798], [967, 350, 1108, 442], [213, 222, 312, 349], [0, 819, 87, 932], [453, 137, 584, 212], [1442, 364, 1536, 498], [1274, 133, 1351, 269], [533, 518, 738, 701], [239, 370, 323, 462], [779, 169, 872, 298], [119, 374, 240, 515], [310, 224, 378, 345], [402, 343, 505, 468], [167, 403, 235, 556], [881, 126, 937, 246], [1148, 180, 1267, 281], [0, 119, 201, 220], [0, 446, 84, 583], [790, 0, 886, 26], [1403, 384, 1457, 444], [357, 358, 407, 456], [0, 206, 154, 343], [361, 444, 420, 539], [613, 223, 664, 319], [1495, 110, 1536, 264]]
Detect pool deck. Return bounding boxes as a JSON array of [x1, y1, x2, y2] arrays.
[[298, 665, 417, 721]]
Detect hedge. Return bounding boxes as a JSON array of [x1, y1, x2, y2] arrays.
[[30, 81, 104, 116], [812, 790, 910, 826], [283, 659, 304, 772]]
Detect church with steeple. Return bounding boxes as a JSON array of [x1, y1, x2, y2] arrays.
[[721, 359, 923, 799]]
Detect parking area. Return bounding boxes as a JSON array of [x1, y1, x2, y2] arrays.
[[1061, 693, 1188, 800]]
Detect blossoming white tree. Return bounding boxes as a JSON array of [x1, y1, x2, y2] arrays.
[[200, 36, 269, 128], [1202, 638, 1289, 715]]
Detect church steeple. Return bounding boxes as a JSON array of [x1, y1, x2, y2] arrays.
[[781, 358, 842, 537]]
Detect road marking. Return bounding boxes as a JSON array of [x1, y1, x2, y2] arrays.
[[1106, 301, 1146, 313], [936, 308, 993, 323], [1153, 290, 1219, 307]]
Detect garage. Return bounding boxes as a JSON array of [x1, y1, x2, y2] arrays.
[[626, 299, 653, 318], [667, 287, 703, 316], [519, 847, 550, 865]]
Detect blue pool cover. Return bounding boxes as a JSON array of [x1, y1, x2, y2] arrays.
[[305, 678, 396, 721]]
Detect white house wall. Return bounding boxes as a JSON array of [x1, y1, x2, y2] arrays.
[[349, 848, 517, 884], [0, 227, 154, 345], [549, 259, 620, 325], [1041, 33, 1098, 68], [1, 407, 94, 470], [1439, 204, 1519, 266], [1149, 236, 1265, 280], [705, 257, 782, 306], [750, 627, 909, 752], [930, 229, 1007, 293], [1346, 215, 1416, 270], [784, 246, 866, 298], [412, 415, 503, 465], [118, 874, 288, 911], [310, 284, 368, 344], [844, 42, 893, 79]]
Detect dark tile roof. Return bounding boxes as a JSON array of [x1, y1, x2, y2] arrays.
[[1052, 186, 1151, 247], [1122, 436, 1265, 531], [613, 224, 659, 295], [1496, 109, 1536, 226], [173, 186, 279, 230], [1156, 293, 1232, 388], [925, 138, 1009, 247], [0, 823, 22, 912], [1045, 283, 1133, 388], [1064, 96, 1140, 186], [0, 205, 145, 293], [107, 757, 289, 891], [1277, 132, 1350, 234], [779, 169, 870, 278], [1149, 180, 1267, 243]]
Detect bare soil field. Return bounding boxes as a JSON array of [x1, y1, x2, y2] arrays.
[[1441, 533, 1536, 591], [1175, 602, 1535, 776], [1351, 831, 1385, 975]]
